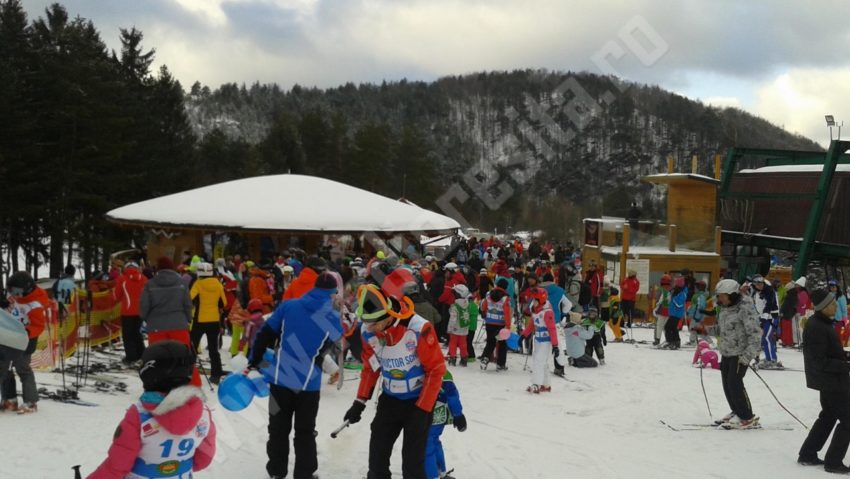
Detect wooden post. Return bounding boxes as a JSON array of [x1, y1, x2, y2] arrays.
[[668, 224, 677, 252], [691, 155, 698, 174], [715, 226, 722, 255], [621, 224, 630, 284], [667, 155, 674, 174], [714, 154, 722, 180]]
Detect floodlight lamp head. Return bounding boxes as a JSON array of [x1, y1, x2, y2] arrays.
[[825, 115, 836, 126]]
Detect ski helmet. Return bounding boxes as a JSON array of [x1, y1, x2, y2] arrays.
[[139, 340, 194, 392], [714, 279, 740, 296], [196, 262, 214, 277], [7, 271, 36, 297], [356, 284, 411, 323], [452, 284, 470, 300]]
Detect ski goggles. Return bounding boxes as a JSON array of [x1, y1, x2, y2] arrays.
[[356, 284, 414, 322]]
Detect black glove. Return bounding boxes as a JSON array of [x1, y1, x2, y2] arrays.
[[552, 348, 560, 359], [344, 400, 366, 424], [453, 414, 467, 432]]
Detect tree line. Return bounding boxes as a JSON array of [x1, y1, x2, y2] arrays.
[[0, 1, 441, 284]]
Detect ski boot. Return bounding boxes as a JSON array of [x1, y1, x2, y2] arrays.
[[480, 357, 489, 370], [599, 358, 606, 365], [714, 411, 736, 426], [539, 385, 552, 393], [1, 399, 17, 412], [527, 384, 540, 394], [553, 367, 565, 377], [447, 356, 457, 367], [652, 339, 660, 346], [774, 361, 785, 369], [723, 416, 759, 430], [16, 403, 37, 415], [459, 357, 468, 367], [496, 364, 508, 372]]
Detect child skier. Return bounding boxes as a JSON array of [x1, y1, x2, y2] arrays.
[[447, 284, 476, 367], [582, 306, 606, 365], [426, 371, 467, 479], [692, 339, 720, 369], [240, 298, 266, 354], [87, 340, 217, 478], [653, 274, 672, 346], [561, 313, 597, 368], [520, 287, 560, 392], [608, 287, 624, 342], [687, 281, 711, 345]]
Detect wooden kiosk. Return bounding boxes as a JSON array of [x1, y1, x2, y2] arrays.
[[582, 160, 723, 319]]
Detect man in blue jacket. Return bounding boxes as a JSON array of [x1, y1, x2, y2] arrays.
[[249, 272, 343, 479]]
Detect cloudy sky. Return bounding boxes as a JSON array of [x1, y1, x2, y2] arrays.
[[20, 0, 850, 146]]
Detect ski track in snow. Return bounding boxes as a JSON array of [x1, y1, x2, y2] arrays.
[[0, 328, 832, 478]]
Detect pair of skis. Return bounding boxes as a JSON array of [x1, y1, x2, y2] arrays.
[[659, 419, 792, 431]]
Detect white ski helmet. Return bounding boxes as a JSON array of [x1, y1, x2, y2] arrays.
[[714, 279, 740, 296], [452, 284, 470, 299], [196, 262, 214, 277], [445, 262, 458, 271]]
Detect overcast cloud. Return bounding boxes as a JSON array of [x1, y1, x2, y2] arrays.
[[20, 0, 850, 145]]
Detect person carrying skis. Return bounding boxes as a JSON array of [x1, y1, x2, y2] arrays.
[[710, 279, 762, 429], [446, 284, 475, 367], [343, 282, 446, 479], [86, 340, 217, 479], [798, 288, 850, 473], [750, 274, 782, 369], [479, 278, 513, 371], [426, 371, 467, 479], [0, 271, 48, 414], [247, 272, 342, 479], [520, 287, 560, 393]]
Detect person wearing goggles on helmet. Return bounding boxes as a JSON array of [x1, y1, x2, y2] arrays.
[[343, 281, 446, 479]]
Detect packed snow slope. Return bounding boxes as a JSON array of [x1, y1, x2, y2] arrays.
[[0, 327, 832, 478]]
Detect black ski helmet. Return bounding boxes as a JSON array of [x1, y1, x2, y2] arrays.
[[7, 271, 36, 297], [139, 341, 194, 392]]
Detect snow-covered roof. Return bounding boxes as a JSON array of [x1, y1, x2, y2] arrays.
[[600, 246, 718, 257], [106, 175, 460, 234], [739, 165, 850, 174], [642, 173, 720, 185]]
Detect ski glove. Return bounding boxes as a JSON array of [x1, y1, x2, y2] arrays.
[[552, 348, 560, 359], [344, 400, 366, 424], [453, 414, 467, 432]]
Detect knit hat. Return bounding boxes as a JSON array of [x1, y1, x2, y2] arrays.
[[306, 256, 328, 273], [156, 256, 175, 271], [314, 272, 338, 291], [811, 289, 836, 312], [795, 276, 807, 288]]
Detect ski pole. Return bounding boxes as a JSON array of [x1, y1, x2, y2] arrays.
[[699, 366, 713, 421], [72, 465, 82, 479], [749, 365, 809, 430], [196, 358, 215, 392], [330, 420, 350, 438]]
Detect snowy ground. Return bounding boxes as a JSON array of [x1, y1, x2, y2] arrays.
[[0, 326, 834, 479]]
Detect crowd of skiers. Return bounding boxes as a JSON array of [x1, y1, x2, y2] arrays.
[[3, 233, 850, 478]]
